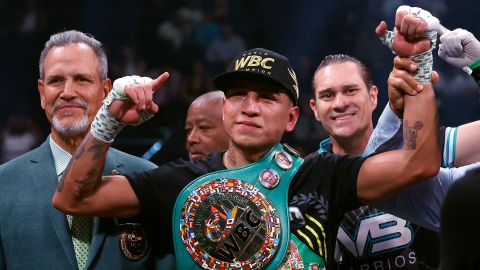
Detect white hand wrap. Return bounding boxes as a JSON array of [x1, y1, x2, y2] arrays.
[[379, 30, 395, 52], [410, 50, 434, 83], [379, 6, 439, 83], [90, 75, 153, 143], [398, 5, 440, 44]]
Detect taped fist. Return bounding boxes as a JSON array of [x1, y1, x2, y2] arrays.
[[376, 22, 431, 57], [396, 5, 440, 41]]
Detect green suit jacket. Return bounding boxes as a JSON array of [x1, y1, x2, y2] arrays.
[[0, 138, 157, 270]]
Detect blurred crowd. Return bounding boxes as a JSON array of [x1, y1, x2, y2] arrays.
[[0, 0, 479, 164]]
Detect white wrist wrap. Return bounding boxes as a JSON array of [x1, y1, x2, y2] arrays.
[[90, 75, 153, 143]]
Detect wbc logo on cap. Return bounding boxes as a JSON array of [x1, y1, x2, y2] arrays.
[[234, 51, 275, 73], [214, 47, 300, 105]]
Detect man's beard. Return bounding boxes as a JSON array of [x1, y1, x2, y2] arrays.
[[52, 99, 90, 137], [52, 113, 89, 137]]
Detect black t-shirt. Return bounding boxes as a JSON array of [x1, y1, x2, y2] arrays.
[[288, 151, 365, 268], [127, 150, 365, 269], [127, 153, 225, 256]]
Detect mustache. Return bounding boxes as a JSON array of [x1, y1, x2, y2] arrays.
[[188, 147, 206, 155], [53, 99, 88, 112]]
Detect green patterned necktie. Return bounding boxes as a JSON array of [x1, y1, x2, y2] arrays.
[[67, 214, 93, 270], [58, 170, 93, 270]]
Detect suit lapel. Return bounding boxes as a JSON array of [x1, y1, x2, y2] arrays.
[[85, 150, 124, 269], [28, 140, 77, 268], [85, 216, 107, 269]]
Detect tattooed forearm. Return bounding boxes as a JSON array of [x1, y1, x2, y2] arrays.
[[76, 168, 102, 199], [74, 143, 87, 160], [59, 134, 108, 196], [88, 141, 107, 161], [74, 138, 107, 161], [404, 120, 424, 150]]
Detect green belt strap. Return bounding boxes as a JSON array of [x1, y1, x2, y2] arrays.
[[172, 143, 303, 269]]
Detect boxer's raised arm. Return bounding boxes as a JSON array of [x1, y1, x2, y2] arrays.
[[358, 6, 441, 203], [358, 76, 440, 203]]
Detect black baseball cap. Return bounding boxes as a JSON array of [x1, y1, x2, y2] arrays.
[[213, 48, 299, 105]]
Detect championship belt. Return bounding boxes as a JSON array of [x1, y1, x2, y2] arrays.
[[278, 234, 326, 270], [172, 143, 303, 269]]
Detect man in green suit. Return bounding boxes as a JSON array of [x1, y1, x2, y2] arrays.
[[0, 30, 157, 270]]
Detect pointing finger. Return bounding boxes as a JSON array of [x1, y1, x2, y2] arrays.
[[150, 72, 170, 92]]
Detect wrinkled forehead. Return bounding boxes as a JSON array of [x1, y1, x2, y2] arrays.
[[44, 44, 101, 76]]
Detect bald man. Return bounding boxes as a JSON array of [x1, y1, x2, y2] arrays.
[[185, 91, 229, 160]]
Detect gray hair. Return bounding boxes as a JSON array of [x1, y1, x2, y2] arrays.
[[39, 30, 108, 80]]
